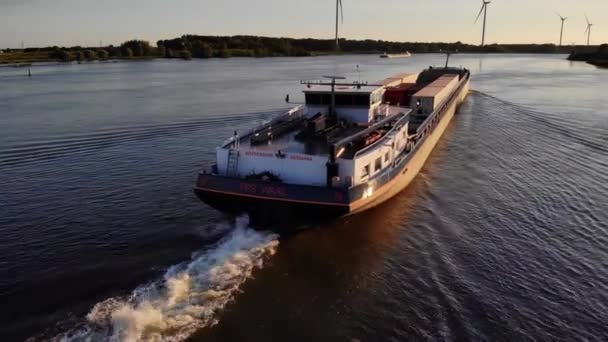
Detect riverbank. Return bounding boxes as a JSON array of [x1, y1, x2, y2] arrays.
[[2, 35, 595, 66], [589, 60, 608, 68], [0, 51, 157, 66], [567, 44, 608, 68]]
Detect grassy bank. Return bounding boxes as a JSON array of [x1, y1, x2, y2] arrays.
[[0, 51, 52, 65]]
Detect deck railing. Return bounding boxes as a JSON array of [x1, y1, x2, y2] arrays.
[[221, 105, 306, 148], [352, 113, 411, 159]]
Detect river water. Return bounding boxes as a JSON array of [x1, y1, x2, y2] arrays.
[[1, 54, 607, 341]]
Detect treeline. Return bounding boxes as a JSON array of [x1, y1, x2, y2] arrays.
[[41, 40, 169, 62], [7, 36, 605, 64], [158, 35, 582, 57]]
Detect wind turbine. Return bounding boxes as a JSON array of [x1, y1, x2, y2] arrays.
[[475, 1, 492, 46], [334, 0, 344, 49], [585, 14, 593, 46], [555, 12, 567, 46]]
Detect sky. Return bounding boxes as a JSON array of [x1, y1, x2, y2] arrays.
[[0, 0, 607, 48]]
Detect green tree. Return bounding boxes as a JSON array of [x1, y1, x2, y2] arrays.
[[97, 50, 109, 60], [218, 42, 231, 58], [190, 41, 213, 58], [191, 40, 204, 58], [83, 50, 97, 60], [201, 43, 213, 58], [179, 50, 192, 60], [123, 48, 134, 59], [49, 49, 72, 62], [254, 48, 269, 57], [75, 51, 84, 63], [121, 40, 150, 57], [109, 47, 121, 58]]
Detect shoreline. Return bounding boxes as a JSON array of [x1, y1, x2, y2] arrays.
[[2, 35, 591, 66], [0, 51, 575, 68], [567, 44, 608, 68], [588, 60, 608, 68]]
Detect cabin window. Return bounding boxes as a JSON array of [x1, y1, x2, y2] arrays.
[[384, 152, 390, 163], [305, 94, 332, 106], [305, 94, 320, 105], [354, 95, 371, 106], [361, 164, 370, 179], [309, 94, 371, 107], [375, 158, 382, 172], [336, 95, 353, 106], [322, 94, 332, 105]]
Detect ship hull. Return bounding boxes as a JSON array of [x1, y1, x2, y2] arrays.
[[193, 174, 351, 227], [349, 77, 470, 214], [194, 74, 470, 228], [194, 186, 349, 227]]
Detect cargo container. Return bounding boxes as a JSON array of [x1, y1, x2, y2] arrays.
[[383, 83, 418, 106], [375, 73, 418, 87], [410, 75, 459, 114]]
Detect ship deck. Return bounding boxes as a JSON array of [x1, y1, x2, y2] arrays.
[[239, 105, 408, 157], [242, 125, 367, 157]]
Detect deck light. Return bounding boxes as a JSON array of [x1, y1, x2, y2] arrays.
[[336, 147, 346, 159]]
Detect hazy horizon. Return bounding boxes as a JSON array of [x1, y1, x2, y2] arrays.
[[1, 0, 607, 49]]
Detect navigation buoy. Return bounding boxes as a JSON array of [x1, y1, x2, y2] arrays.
[[28, 68, 31, 77]]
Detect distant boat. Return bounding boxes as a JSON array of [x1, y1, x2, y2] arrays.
[[380, 52, 412, 59]]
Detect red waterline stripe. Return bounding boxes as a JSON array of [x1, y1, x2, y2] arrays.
[[194, 187, 350, 207]]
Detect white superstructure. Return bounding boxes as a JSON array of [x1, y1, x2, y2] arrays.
[[215, 74, 424, 188]]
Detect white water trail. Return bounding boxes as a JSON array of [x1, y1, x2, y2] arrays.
[[57, 216, 279, 342]]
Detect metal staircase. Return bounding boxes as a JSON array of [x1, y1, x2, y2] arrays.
[[226, 149, 239, 177], [226, 133, 240, 177]]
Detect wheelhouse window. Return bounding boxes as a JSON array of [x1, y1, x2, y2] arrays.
[[375, 158, 382, 172], [361, 164, 370, 179], [335, 95, 353, 106], [305, 93, 332, 106], [384, 152, 390, 163], [354, 95, 371, 106], [307, 93, 371, 107]]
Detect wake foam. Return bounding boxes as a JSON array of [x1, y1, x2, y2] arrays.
[[57, 216, 279, 342]]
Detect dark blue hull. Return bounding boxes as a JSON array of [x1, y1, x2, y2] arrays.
[[194, 173, 350, 227]]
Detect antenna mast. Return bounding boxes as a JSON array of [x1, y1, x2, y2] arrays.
[[335, 0, 339, 49], [323, 75, 346, 119], [445, 51, 452, 68]]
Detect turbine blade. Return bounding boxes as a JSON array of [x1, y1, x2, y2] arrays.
[[339, 0, 344, 24], [585, 14, 590, 25], [474, 3, 485, 24]]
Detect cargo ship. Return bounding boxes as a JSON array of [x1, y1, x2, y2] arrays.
[[194, 64, 470, 226]]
